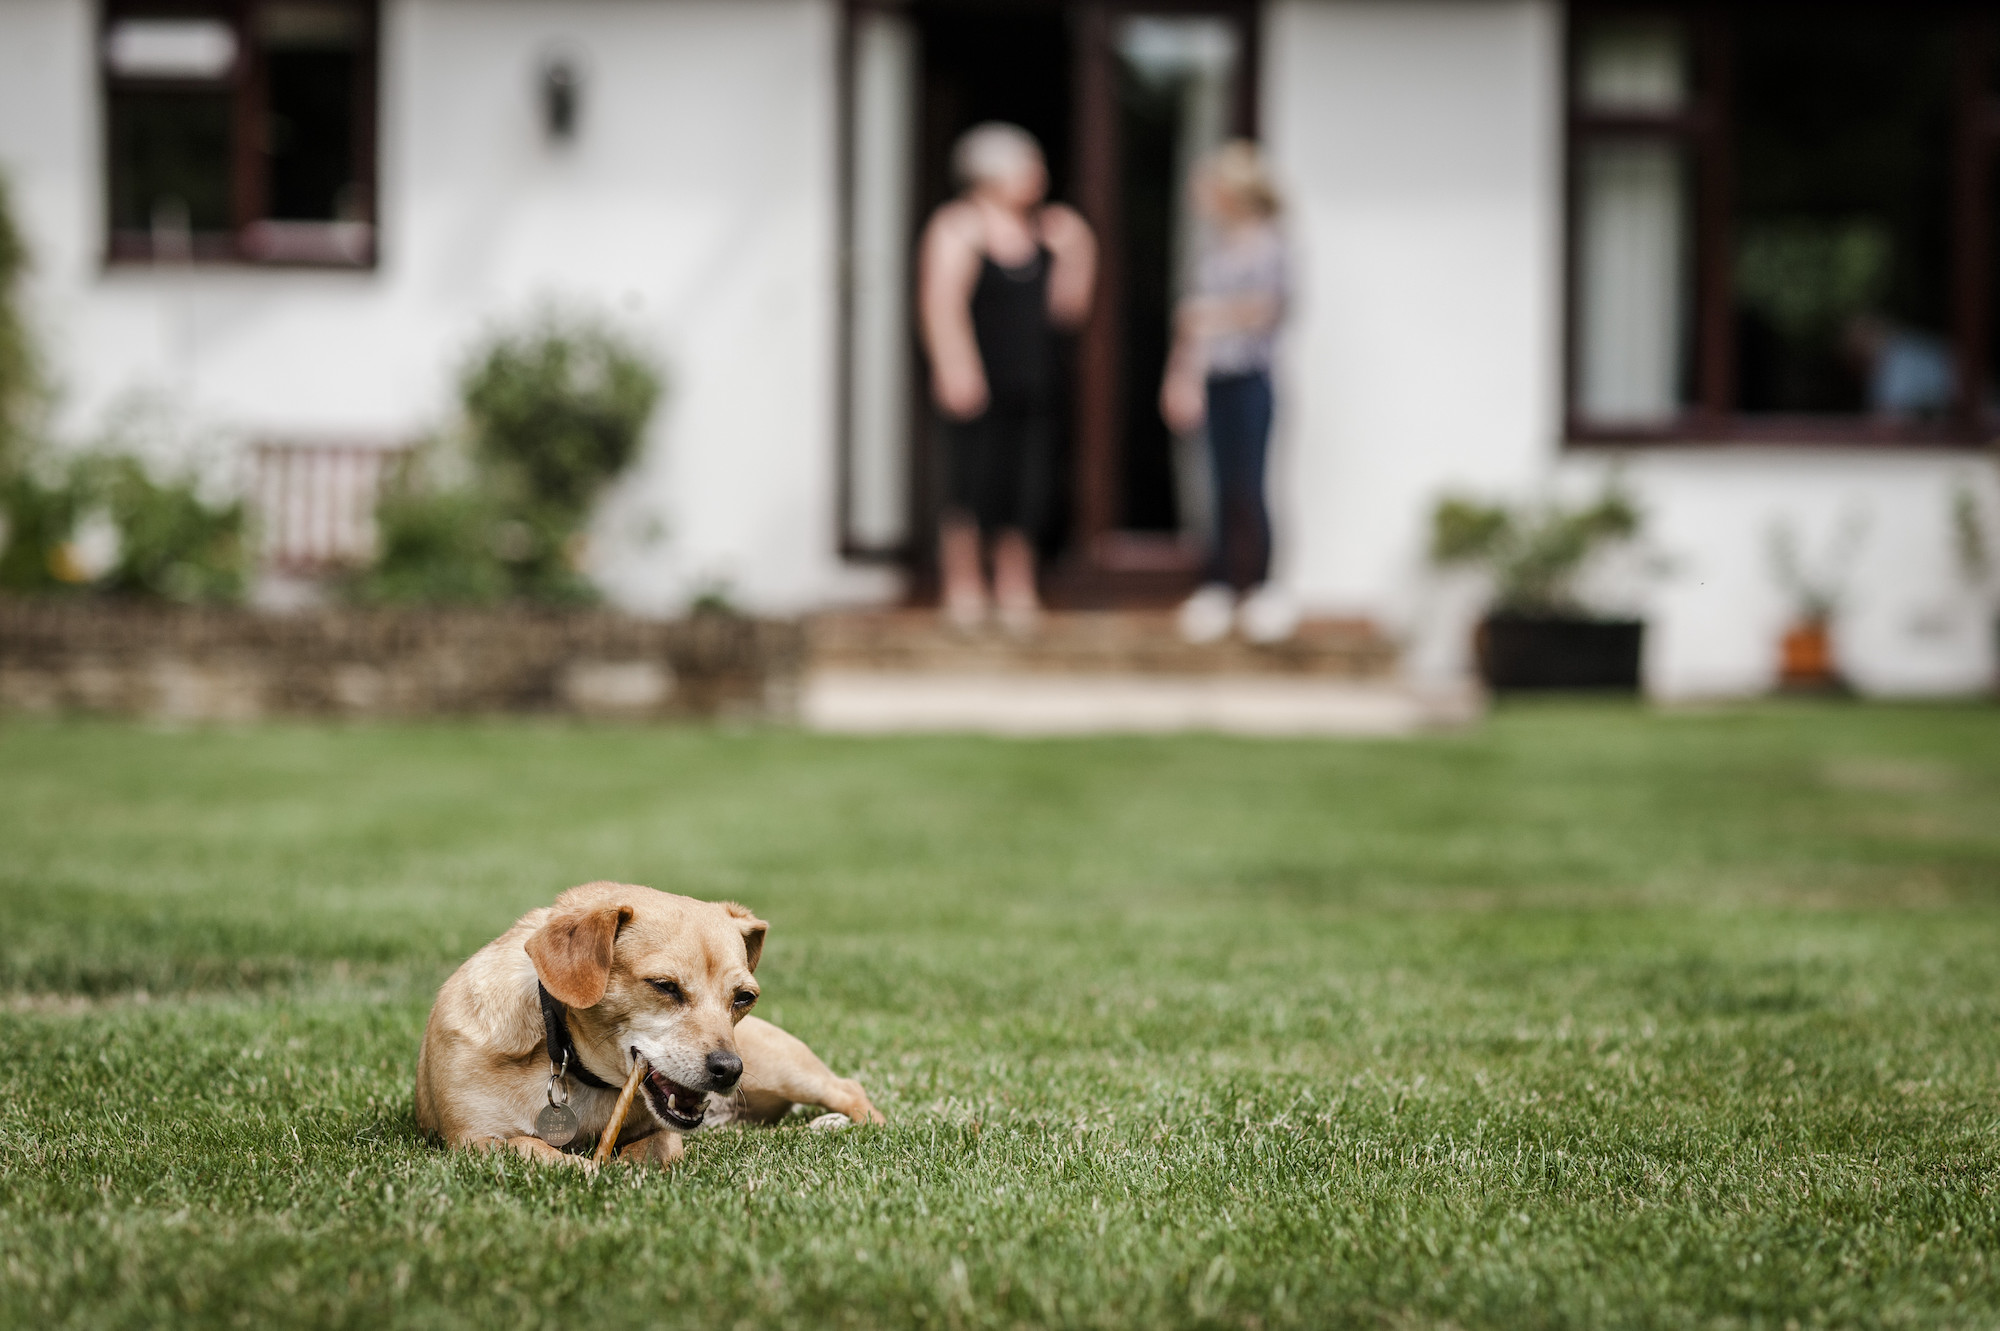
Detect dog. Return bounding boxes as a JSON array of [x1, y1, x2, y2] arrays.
[[415, 881, 882, 1167]]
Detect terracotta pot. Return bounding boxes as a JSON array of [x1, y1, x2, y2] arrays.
[[1778, 619, 1837, 689]]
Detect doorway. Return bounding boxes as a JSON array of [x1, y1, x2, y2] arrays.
[[838, 1, 1259, 606]]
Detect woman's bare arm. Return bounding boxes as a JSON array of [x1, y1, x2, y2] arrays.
[[919, 202, 989, 420], [1182, 293, 1282, 338], [1039, 204, 1097, 329], [1160, 301, 1207, 434]]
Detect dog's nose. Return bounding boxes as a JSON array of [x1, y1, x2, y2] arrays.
[[705, 1049, 743, 1090]]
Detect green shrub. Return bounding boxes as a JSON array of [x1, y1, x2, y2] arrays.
[[0, 471, 76, 592], [463, 317, 660, 520], [1430, 487, 1640, 616], [0, 172, 35, 478], [0, 177, 244, 603], [351, 483, 507, 607], [0, 455, 246, 602], [348, 315, 660, 606]]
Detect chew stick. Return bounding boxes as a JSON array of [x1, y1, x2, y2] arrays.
[[594, 1055, 649, 1165]]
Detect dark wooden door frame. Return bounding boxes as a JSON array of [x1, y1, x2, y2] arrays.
[[1061, 0, 1261, 605], [834, 0, 1263, 603]]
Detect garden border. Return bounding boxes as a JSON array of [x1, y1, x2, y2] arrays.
[[0, 599, 803, 722]]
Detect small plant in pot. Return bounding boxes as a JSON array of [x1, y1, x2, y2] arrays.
[[1430, 486, 1645, 692], [1767, 510, 1864, 695]]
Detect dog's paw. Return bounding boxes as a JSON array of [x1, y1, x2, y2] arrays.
[[620, 1132, 685, 1167], [806, 1112, 853, 1131]]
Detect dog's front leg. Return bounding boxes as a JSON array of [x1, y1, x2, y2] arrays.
[[617, 1130, 685, 1168], [489, 1135, 596, 1169], [734, 1015, 885, 1125]]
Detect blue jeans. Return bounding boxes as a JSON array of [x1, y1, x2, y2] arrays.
[[1203, 371, 1273, 591]]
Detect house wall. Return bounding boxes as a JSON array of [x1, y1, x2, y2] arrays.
[[7, 0, 1996, 692], [0, 0, 894, 615], [1263, 0, 2000, 698]]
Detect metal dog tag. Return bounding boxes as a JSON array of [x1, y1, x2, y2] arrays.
[[536, 1102, 579, 1148]]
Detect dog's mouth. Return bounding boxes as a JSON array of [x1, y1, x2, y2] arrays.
[[637, 1058, 707, 1131]]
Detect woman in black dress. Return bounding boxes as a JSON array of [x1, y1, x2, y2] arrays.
[[919, 123, 1096, 630]]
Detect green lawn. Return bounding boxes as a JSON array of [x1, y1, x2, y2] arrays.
[[2, 704, 1998, 1330]]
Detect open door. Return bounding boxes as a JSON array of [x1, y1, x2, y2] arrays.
[[1064, 3, 1258, 604], [838, 1, 1258, 605]]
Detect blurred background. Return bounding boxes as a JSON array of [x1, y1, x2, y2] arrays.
[[1, 0, 1999, 727]]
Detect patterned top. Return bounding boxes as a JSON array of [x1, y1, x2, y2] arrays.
[[1195, 223, 1289, 377]]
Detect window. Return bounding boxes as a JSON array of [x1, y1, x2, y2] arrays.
[[1567, 5, 2000, 443], [103, 1, 377, 266]]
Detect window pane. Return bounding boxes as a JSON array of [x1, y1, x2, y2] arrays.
[[104, 18, 237, 80], [107, 89, 233, 235], [261, 2, 363, 222], [1577, 17, 1688, 115], [1731, 13, 1956, 417], [1575, 138, 1691, 424]]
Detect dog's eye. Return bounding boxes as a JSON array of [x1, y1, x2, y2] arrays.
[[732, 990, 757, 1009], [649, 979, 684, 1001]]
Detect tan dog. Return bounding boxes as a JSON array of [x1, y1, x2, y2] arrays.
[[415, 881, 882, 1167]]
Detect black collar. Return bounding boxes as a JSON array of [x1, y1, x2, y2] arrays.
[[538, 982, 618, 1091]]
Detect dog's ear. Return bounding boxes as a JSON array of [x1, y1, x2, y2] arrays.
[[525, 902, 634, 1008], [721, 901, 768, 973]]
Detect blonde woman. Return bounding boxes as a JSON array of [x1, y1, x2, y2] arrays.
[[1161, 141, 1294, 644]]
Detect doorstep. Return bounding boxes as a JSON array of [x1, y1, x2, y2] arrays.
[[800, 669, 1481, 736], [800, 611, 1475, 736]]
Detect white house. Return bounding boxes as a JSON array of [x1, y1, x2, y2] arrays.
[[2, 0, 1997, 698]]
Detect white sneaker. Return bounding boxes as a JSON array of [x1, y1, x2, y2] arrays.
[[1177, 583, 1236, 644], [1238, 585, 1300, 644]]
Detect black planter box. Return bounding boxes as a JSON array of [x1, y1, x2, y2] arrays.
[[1476, 614, 1644, 693]]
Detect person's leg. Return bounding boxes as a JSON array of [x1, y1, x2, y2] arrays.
[[992, 529, 1039, 623], [1205, 374, 1262, 593], [939, 518, 987, 626], [940, 417, 993, 625], [1237, 371, 1274, 590], [992, 411, 1048, 627], [1180, 378, 1252, 643], [1231, 371, 1295, 643], [1201, 386, 1236, 589]]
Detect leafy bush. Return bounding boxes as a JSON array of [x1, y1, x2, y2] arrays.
[[0, 172, 35, 478], [0, 455, 246, 602], [0, 471, 76, 592], [349, 315, 660, 605], [1430, 487, 1640, 616], [0, 178, 245, 603], [463, 319, 660, 519], [350, 472, 597, 606]]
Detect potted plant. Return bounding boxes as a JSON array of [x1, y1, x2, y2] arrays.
[[1430, 486, 1645, 691], [1767, 511, 1864, 695]]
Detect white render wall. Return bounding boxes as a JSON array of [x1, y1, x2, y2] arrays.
[[6, 0, 1996, 692], [0, 0, 893, 615], [1264, 0, 2000, 697]]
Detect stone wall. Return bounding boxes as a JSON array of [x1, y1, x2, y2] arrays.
[[0, 600, 803, 722]]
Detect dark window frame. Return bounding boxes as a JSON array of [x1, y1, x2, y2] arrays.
[[101, 0, 379, 269], [1564, 2, 2000, 448]]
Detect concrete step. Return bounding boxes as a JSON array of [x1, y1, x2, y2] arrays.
[[801, 669, 1481, 737], [805, 609, 1398, 678], [801, 610, 1478, 736]]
